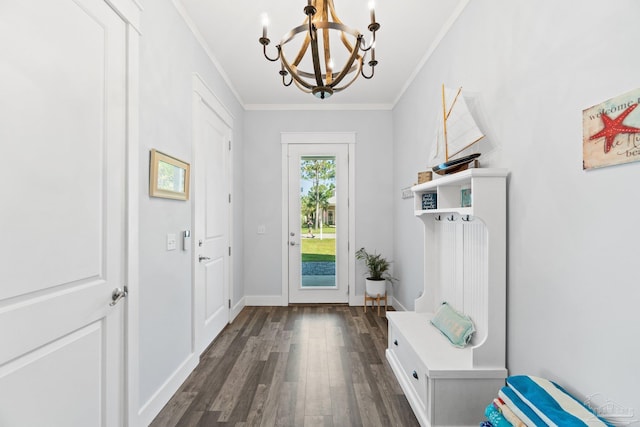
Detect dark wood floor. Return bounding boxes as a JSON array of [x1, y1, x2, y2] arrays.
[[150, 305, 419, 427]]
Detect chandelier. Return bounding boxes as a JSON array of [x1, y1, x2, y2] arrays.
[[259, 0, 380, 100]]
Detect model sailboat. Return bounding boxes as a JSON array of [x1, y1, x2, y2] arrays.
[[429, 85, 485, 175]]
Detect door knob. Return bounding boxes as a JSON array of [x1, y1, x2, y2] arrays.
[[199, 255, 211, 262], [110, 287, 127, 306], [290, 241, 296, 246]]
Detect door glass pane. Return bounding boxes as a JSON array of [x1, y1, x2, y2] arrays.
[[300, 156, 336, 288]]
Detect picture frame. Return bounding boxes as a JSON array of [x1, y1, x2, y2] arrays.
[[460, 187, 472, 208], [149, 149, 190, 200]]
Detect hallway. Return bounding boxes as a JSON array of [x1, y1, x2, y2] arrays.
[[150, 306, 419, 426]]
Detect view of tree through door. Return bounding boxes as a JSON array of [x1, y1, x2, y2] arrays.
[[287, 143, 348, 304], [300, 157, 337, 288]]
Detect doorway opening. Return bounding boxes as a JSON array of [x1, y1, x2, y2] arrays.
[[282, 133, 355, 305]]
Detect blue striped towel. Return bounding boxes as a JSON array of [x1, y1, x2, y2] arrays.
[[506, 375, 613, 426], [499, 386, 546, 426]]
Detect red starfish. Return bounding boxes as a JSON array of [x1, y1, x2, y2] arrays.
[[589, 103, 640, 154]]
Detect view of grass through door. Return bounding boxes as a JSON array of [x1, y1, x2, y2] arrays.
[[300, 156, 336, 287]]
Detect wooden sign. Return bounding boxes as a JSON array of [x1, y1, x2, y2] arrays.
[[583, 88, 640, 170]]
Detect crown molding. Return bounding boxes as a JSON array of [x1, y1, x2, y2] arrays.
[[392, 0, 471, 107], [172, 0, 245, 108], [244, 103, 393, 111]]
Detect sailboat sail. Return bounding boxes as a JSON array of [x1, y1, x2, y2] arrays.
[[429, 86, 484, 172]]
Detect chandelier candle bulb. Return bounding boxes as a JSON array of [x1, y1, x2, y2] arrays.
[[261, 13, 268, 39], [369, 1, 376, 24]]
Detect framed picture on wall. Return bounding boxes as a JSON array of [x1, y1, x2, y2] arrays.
[[149, 149, 190, 200]]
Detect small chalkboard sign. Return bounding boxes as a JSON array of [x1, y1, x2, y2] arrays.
[[422, 193, 437, 210]]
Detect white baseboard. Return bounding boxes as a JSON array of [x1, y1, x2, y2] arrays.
[[137, 353, 198, 427], [244, 295, 285, 306], [390, 296, 409, 311], [230, 297, 245, 321], [243, 294, 403, 310]]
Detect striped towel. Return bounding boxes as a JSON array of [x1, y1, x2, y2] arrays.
[[499, 386, 545, 426], [493, 397, 527, 427], [506, 376, 613, 427]]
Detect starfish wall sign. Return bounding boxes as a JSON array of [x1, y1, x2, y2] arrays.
[[589, 103, 640, 154], [582, 88, 640, 170]]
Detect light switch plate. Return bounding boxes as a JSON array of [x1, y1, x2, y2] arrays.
[[167, 233, 177, 251], [257, 224, 266, 234]]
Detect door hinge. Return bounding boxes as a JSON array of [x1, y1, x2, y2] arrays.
[[228, 193, 231, 203], [228, 299, 231, 309], [228, 140, 231, 151], [228, 246, 231, 256]]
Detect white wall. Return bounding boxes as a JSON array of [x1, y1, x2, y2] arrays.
[[393, 0, 640, 415], [243, 110, 394, 302], [138, 0, 245, 419]]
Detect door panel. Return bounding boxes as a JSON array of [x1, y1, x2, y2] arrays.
[[0, 323, 103, 426], [0, 1, 127, 425], [205, 258, 225, 319], [288, 144, 349, 303], [194, 98, 230, 353]]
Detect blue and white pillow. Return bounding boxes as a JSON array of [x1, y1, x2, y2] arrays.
[[430, 302, 475, 348]]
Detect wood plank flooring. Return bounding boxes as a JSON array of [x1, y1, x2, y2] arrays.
[[150, 305, 419, 427]]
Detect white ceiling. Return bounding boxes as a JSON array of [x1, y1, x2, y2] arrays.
[[175, 0, 469, 109]]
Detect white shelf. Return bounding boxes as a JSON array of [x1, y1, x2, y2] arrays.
[[413, 207, 473, 216], [412, 168, 508, 215], [411, 168, 509, 192]]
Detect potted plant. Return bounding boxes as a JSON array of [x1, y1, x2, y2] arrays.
[[355, 247, 397, 297]]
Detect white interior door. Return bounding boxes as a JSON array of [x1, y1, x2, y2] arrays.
[[288, 144, 349, 303], [193, 96, 230, 354], [0, 1, 127, 426]]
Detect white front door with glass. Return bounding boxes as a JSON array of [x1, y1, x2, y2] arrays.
[[287, 144, 349, 303]]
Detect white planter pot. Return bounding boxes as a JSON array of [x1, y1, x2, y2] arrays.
[[365, 278, 386, 297]]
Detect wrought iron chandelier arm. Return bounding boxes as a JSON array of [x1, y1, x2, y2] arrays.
[[359, 35, 374, 52], [360, 61, 376, 79], [281, 73, 293, 87], [359, 22, 379, 52], [279, 64, 293, 87], [361, 47, 378, 80], [259, 37, 281, 62]]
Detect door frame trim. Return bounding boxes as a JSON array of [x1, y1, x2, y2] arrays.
[[106, 1, 141, 425], [280, 132, 356, 306]]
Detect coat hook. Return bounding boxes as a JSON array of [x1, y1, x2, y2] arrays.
[[461, 215, 471, 222], [447, 214, 455, 221], [435, 215, 441, 221]]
